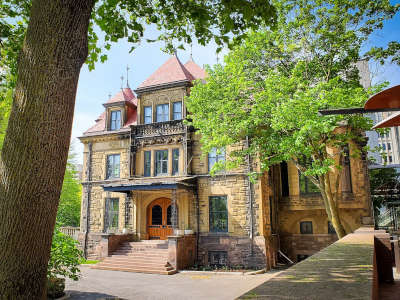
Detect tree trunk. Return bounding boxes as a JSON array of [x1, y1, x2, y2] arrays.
[[0, 0, 94, 298], [323, 173, 346, 239]]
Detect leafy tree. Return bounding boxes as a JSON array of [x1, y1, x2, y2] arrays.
[[370, 167, 399, 224], [186, 0, 399, 239], [0, 0, 277, 297], [56, 146, 81, 227]]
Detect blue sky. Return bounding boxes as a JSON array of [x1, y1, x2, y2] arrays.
[[71, 9, 400, 163]]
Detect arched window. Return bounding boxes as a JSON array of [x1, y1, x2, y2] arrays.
[[152, 205, 162, 225], [167, 205, 172, 225]]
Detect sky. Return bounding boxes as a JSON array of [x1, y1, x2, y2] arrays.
[[71, 8, 400, 164]]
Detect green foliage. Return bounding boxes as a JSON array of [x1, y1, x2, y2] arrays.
[[56, 146, 82, 227], [186, 0, 399, 179], [370, 167, 399, 217], [0, 87, 12, 151], [48, 229, 83, 281]]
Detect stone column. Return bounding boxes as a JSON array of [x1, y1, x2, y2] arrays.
[[171, 189, 178, 230]]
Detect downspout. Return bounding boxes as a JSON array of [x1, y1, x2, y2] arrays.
[[195, 188, 200, 265], [83, 142, 93, 259], [245, 136, 254, 256]]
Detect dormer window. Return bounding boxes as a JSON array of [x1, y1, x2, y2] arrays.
[[110, 110, 121, 130], [173, 101, 182, 120], [156, 104, 169, 122]]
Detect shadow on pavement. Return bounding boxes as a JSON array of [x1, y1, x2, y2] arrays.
[[67, 290, 126, 300]]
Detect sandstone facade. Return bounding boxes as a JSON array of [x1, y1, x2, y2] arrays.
[[79, 55, 372, 268]]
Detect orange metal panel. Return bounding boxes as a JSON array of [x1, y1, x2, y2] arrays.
[[364, 85, 400, 110]]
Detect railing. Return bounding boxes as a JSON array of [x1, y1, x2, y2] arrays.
[[132, 120, 185, 138], [59, 226, 80, 240]]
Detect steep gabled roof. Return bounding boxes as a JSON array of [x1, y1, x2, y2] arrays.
[[104, 87, 137, 106], [137, 55, 194, 90], [184, 59, 207, 80]]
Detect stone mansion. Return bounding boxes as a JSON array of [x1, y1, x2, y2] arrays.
[[78, 54, 373, 273]]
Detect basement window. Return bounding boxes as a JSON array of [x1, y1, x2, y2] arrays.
[[208, 251, 228, 266], [300, 221, 313, 234]]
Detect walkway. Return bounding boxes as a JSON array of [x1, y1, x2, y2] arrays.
[[65, 266, 281, 300]]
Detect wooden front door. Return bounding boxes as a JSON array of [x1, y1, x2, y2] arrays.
[[147, 198, 174, 240]]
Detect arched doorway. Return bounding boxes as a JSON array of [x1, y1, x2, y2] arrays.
[[147, 198, 175, 240]]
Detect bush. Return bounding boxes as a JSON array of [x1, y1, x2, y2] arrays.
[[48, 229, 83, 281]]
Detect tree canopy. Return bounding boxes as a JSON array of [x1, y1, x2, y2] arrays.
[[186, 0, 399, 238], [0, 0, 280, 298]]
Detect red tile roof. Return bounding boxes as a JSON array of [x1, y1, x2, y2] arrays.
[[105, 87, 137, 106], [184, 59, 207, 80], [137, 55, 195, 89], [84, 111, 106, 134]]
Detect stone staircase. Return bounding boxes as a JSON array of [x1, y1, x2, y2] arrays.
[[92, 240, 176, 275]]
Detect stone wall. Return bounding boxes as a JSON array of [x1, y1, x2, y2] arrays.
[[280, 233, 338, 262], [78, 232, 134, 260], [198, 235, 267, 269], [168, 234, 197, 270]]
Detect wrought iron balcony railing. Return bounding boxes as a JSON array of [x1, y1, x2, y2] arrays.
[[131, 120, 186, 138]]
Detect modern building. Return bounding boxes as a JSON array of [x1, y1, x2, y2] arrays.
[[78, 54, 373, 273]]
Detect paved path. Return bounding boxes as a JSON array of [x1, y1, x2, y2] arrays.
[[65, 266, 280, 300]]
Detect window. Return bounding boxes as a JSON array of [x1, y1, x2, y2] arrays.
[[328, 221, 336, 234], [144, 106, 152, 124], [156, 103, 169, 122], [144, 151, 151, 177], [388, 143, 391, 150], [389, 155, 393, 163], [209, 251, 228, 266], [382, 143, 386, 150], [341, 145, 352, 193], [105, 198, 119, 231], [172, 148, 179, 175], [208, 148, 225, 171], [299, 172, 319, 194], [173, 101, 182, 120], [280, 162, 289, 197], [151, 205, 162, 225], [155, 150, 168, 176], [209, 196, 228, 232], [110, 110, 121, 130], [297, 254, 309, 262], [300, 221, 313, 234], [106, 154, 120, 179]]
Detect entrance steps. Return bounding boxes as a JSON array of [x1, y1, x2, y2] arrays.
[[92, 240, 176, 275]]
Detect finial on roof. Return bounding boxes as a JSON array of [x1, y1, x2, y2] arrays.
[[126, 65, 130, 88], [190, 44, 194, 62], [120, 75, 124, 90], [108, 92, 111, 99]]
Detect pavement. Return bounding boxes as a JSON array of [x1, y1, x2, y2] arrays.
[[65, 266, 281, 300]]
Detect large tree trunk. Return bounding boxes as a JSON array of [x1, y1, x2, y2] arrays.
[[0, 0, 94, 298]]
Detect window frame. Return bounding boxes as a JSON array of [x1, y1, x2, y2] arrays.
[[300, 221, 313, 234], [208, 147, 225, 172], [156, 103, 169, 123], [155, 149, 169, 176], [144, 151, 151, 177], [172, 101, 182, 120], [144, 106, 152, 124], [328, 221, 336, 234], [209, 196, 228, 233], [105, 197, 119, 232], [106, 154, 120, 179], [172, 148, 179, 175], [110, 110, 121, 131]]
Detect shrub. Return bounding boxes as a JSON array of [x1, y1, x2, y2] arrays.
[[48, 229, 83, 281]]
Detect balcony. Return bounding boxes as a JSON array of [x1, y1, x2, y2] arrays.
[[131, 120, 186, 138]]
